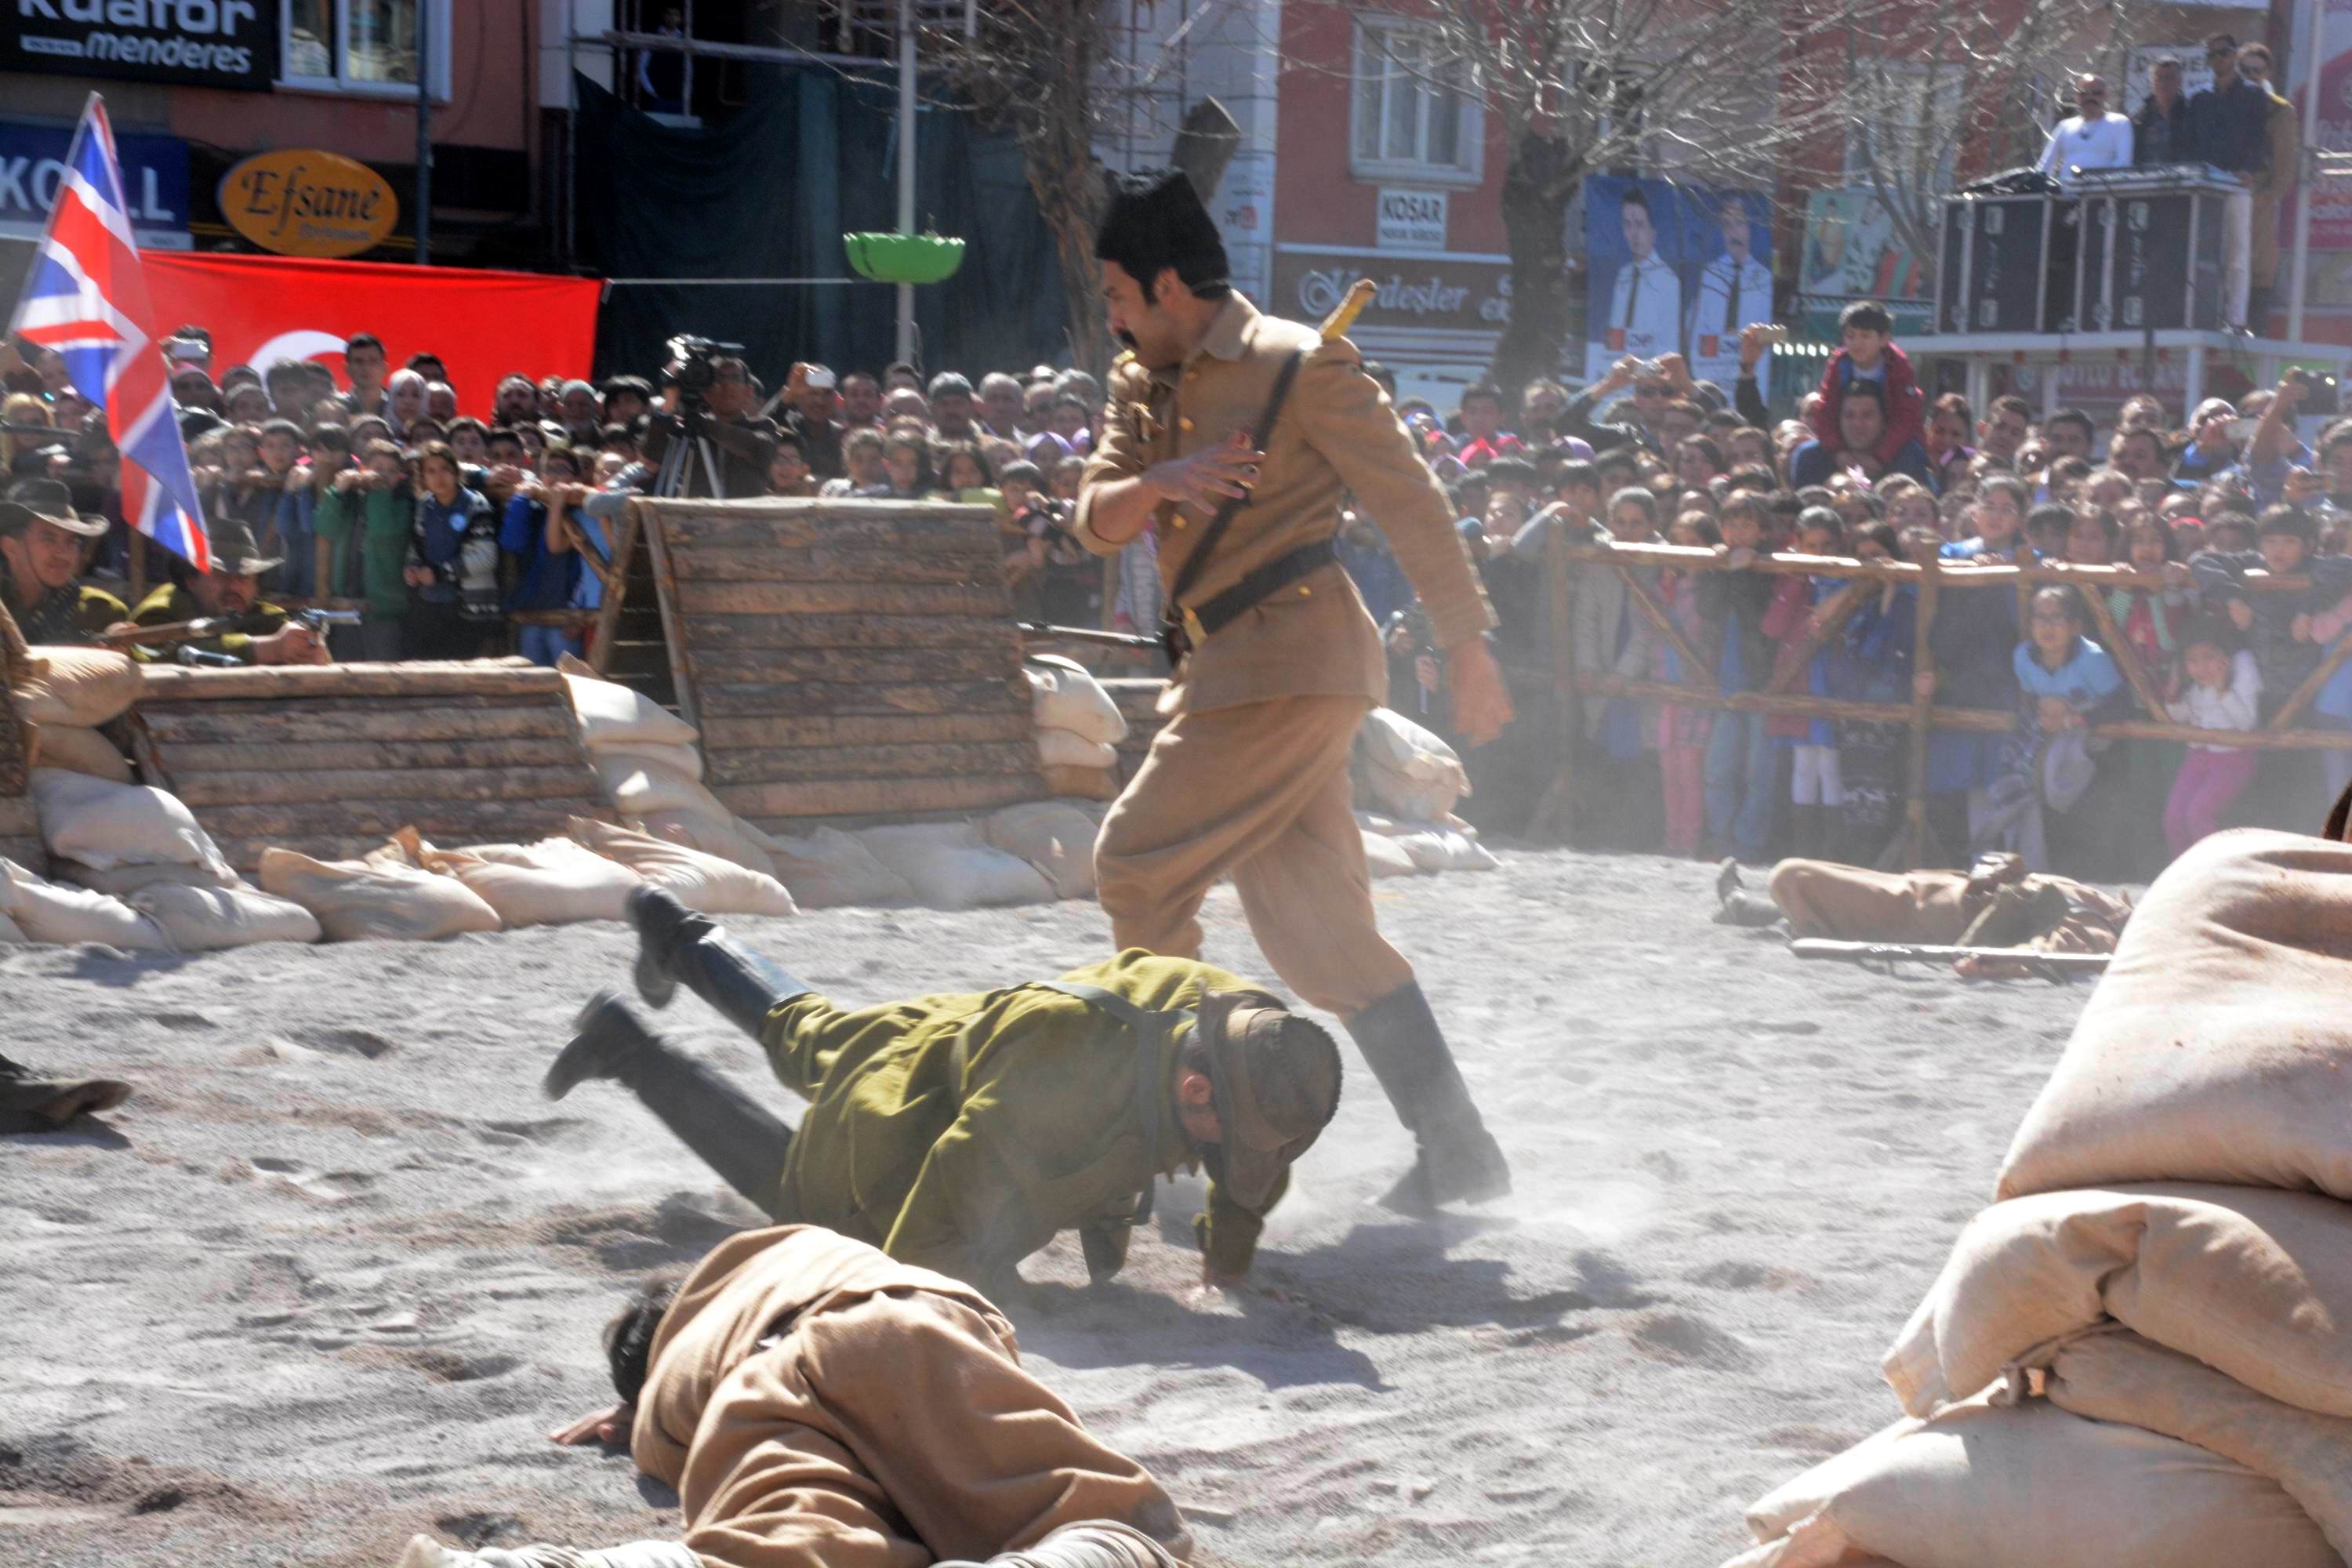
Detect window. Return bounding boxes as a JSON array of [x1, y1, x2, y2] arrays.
[[281, 1, 452, 97], [1351, 20, 1482, 187]]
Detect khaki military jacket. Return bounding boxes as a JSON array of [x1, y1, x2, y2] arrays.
[[1076, 292, 1493, 713]]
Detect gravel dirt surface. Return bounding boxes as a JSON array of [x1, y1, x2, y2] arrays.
[[0, 849, 2091, 1566]]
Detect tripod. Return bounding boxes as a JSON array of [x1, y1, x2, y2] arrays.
[[655, 405, 728, 500]]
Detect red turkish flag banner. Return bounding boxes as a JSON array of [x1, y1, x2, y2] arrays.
[[140, 252, 601, 418]]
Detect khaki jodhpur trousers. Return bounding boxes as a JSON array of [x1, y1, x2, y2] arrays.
[[1094, 694, 1413, 1017], [1766, 859, 1972, 942], [675, 1291, 1182, 1568]]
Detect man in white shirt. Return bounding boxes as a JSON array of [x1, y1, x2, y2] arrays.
[[1590, 185, 1682, 383], [1686, 193, 1773, 389], [2038, 74, 2134, 188]]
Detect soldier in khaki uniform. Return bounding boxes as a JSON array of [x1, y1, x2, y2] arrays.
[[0, 477, 125, 645], [126, 518, 329, 666], [1074, 172, 1515, 1214], [401, 1225, 1188, 1568]]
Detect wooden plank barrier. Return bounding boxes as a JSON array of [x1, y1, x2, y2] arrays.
[[1551, 534, 2352, 866], [633, 498, 1047, 833], [0, 601, 42, 873], [130, 659, 610, 874]]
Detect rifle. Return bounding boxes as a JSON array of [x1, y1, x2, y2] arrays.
[[99, 605, 361, 652], [1018, 622, 1163, 652], [1792, 938, 2110, 978]]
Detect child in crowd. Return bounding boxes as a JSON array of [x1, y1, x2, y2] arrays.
[[1926, 475, 2034, 850], [1831, 522, 1915, 862], [1806, 301, 1926, 474], [401, 440, 500, 660], [2025, 501, 2074, 561], [2162, 618, 2263, 854], [315, 437, 412, 662], [1763, 507, 1848, 858], [499, 445, 586, 666], [940, 441, 1003, 513], [1656, 510, 1721, 856], [2066, 506, 2119, 567], [1982, 586, 2123, 866], [1699, 492, 1780, 862], [2111, 517, 2194, 684]]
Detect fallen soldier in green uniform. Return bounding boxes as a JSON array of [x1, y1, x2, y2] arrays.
[[548, 888, 1342, 1300]]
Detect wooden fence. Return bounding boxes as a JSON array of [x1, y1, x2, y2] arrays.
[[1548, 535, 2351, 863]]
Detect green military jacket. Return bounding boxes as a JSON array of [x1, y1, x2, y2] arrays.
[[13, 582, 128, 646], [128, 583, 289, 664], [765, 949, 1287, 1287]]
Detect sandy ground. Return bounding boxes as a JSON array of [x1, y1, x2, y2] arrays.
[[0, 849, 2092, 1568]]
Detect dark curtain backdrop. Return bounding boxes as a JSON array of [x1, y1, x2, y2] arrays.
[[575, 69, 1067, 385]]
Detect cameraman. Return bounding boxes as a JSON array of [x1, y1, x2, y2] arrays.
[[641, 352, 779, 499]]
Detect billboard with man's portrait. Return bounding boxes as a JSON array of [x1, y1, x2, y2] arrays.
[[1581, 175, 1773, 390]]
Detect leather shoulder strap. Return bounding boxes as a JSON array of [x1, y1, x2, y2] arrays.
[[1166, 347, 1308, 612]]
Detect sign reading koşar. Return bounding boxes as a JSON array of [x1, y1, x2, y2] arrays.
[[1376, 188, 1449, 252], [220, 148, 398, 259], [2, 1, 278, 90]]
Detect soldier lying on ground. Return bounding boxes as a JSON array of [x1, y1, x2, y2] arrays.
[[1712, 851, 2132, 976], [396, 1225, 1189, 1568], [548, 889, 1341, 1300]]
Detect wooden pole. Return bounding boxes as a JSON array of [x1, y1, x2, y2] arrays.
[[588, 506, 641, 678], [1527, 515, 1584, 844], [1560, 539, 2322, 593], [641, 506, 700, 733], [1764, 580, 1868, 697], [2269, 631, 2352, 731], [1613, 563, 1718, 692], [2074, 583, 2172, 724], [1904, 565, 1942, 869]]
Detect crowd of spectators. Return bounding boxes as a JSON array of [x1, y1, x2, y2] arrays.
[[1371, 303, 2352, 882], [7, 297, 2350, 885], [0, 333, 1125, 666]]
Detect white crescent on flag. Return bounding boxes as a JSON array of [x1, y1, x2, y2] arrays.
[[247, 328, 350, 377]]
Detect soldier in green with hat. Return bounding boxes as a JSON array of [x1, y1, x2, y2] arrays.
[[549, 887, 1343, 1300], [125, 517, 330, 666], [0, 477, 126, 645]]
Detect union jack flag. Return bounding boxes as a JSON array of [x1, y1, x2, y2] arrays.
[[9, 95, 209, 572]]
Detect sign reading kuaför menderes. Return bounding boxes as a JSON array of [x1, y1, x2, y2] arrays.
[[3, 1, 278, 90]]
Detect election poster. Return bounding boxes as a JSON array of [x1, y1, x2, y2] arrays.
[[1581, 175, 1773, 390]]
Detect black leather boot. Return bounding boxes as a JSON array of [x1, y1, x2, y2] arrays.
[[627, 885, 811, 1040], [546, 990, 793, 1215], [1342, 982, 1511, 1216], [1712, 890, 1786, 928]]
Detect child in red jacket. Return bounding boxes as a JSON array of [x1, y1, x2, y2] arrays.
[[1807, 300, 1925, 474]]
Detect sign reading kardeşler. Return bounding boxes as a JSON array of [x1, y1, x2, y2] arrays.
[[3, 1, 278, 90], [220, 148, 397, 259]]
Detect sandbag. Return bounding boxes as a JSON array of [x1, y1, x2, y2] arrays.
[[1725, 1396, 2338, 1568], [10, 646, 141, 728], [1882, 1182, 2352, 1421], [1037, 728, 1120, 770], [27, 723, 132, 783], [595, 753, 732, 822], [559, 659, 701, 753], [29, 768, 233, 877], [0, 858, 172, 950], [981, 800, 1102, 899], [854, 822, 1056, 910], [1362, 832, 1419, 879], [53, 858, 243, 898], [1353, 749, 1468, 824], [1025, 654, 1127, 745], [1389, 826, 1501, 873], [1042, 764, 1120, 801], [1355, 707, 1469, 789], [2045, 1330, 2352, 1561], [412, 837, 644, 927], [2002, 829, 2352, 1203], [567, 817, 797, 917], [614, 740, 702, 781], [0, 907, 26, 943], [127, 882, 322, 950], [632, 808, 778, 878], [259, 848, 503, 942], [751, 825, 915, 909]]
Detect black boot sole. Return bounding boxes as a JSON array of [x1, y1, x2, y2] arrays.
[[546, 989, 655, 1101]]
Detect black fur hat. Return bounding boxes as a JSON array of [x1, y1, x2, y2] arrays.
[[1094, 169, 1231, 299]]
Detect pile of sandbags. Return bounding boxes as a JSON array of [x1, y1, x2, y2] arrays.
[[1725, 828, 2352, 1568], [1354, 808, 1499, 879], [856, 821, 1055, 910], [1350, 711, 1494, 877], [10, 644, 140, 787], [557, 656, 786, 882], [1026, 654, 1127, 802], [0, 767, 322, 952]]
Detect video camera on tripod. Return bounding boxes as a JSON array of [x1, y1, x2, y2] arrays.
[[655, 334, 749, 499]]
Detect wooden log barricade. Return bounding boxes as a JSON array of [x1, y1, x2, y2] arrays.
[[129, 659, 611, 874], [627, 498, 1048, 833], [0, 601, 41, 873], [1552, 535, 2352, 866]]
